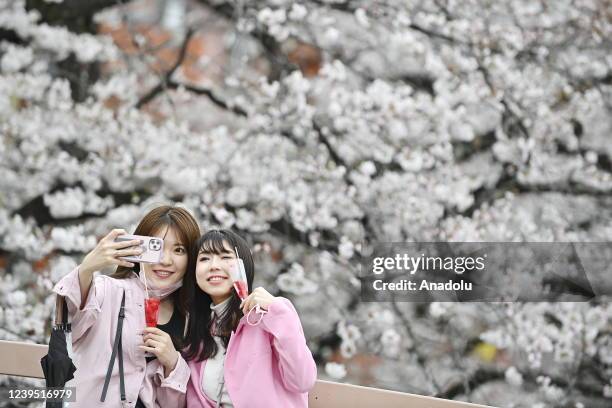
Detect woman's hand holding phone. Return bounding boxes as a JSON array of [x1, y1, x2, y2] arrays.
[[76, 229, 141, 308], [80, 229, 143, 275]]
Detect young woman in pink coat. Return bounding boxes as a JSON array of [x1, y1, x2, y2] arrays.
[[181, 229, 317, 408], [53, 205, 200, 407]]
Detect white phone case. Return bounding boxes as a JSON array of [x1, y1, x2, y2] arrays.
[[115, 234, 163, 264]]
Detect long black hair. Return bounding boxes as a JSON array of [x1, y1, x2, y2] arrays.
[[183, 229, 255, 362]]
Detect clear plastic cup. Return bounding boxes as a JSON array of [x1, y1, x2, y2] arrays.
[[230, 258, 249, 300], [144, 297, 160, 327]]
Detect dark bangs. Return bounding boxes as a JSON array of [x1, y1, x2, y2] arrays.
[[154, 218, 187, 248], [197, 230, 234, 255]]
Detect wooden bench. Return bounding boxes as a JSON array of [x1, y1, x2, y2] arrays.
[[0, 340, 491, 407]]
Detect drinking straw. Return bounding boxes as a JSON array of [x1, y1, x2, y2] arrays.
[[142, 264, 149, 299]]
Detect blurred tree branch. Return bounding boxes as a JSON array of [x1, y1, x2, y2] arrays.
[[25, 0, 123, 33]]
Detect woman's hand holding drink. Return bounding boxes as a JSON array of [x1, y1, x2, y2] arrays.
[[140, 327, 179, 377], [141, 296, 178, 376]]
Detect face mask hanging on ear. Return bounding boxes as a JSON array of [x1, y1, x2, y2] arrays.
[[135, 270, 183, 299]]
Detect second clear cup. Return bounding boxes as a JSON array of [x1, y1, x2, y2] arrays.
[[229, 251, 248, 301]]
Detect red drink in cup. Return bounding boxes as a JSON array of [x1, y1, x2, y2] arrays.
[[230, 248, 249, 301], [144, 297, 160, 327], [233, 280, 248, 300]]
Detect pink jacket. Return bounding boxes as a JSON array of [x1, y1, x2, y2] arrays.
[[53, 267, 190, 407], [185, 297, 317, 408]]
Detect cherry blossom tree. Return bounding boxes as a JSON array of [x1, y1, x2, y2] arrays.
[[1, 0, 611, 406]]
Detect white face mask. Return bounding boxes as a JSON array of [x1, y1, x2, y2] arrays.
[[135, 271, 183, 299], [246, 304, 267, 326]]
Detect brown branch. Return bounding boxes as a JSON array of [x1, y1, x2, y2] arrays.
[[196, 0, 298, 81], [25, 0, 126, 33], [168, 28, 196, 78], [135, 28, 196, 109], [436, 367, 504, 400], [0, 28, 28, 45], [168, 81, 248, 117], [312, 120, 348, 169], [438, 362, 608, 401], [26, 0, 124, 18], [389, 297, 443, 395]]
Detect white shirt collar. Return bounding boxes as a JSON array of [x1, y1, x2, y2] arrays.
[[210, 297, 232, 317]]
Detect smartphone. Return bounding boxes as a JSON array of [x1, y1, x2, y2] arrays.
[[114, 234, 163, 264]]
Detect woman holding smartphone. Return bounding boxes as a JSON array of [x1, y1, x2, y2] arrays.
[[52, 205, 200, 407], [181, 229, 317, 408]]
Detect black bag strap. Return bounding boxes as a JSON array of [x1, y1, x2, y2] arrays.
[[54, 295, 71, 332], [100, 290, 126, 402]]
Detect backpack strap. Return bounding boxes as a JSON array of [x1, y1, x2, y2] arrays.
[[100, 290, 126, 402]]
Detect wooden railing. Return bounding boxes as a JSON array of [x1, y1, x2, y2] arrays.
[[0, 340, 492, 407]]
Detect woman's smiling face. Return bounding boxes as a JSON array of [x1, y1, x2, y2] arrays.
[[195, 240, 237, 304], [141, 226, 188, 288]]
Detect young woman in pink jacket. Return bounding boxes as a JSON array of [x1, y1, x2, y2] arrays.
[[181, 229, 317, 408], [53, 205, 200, 407]]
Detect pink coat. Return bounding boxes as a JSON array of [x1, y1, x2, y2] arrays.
[[53, 267, 190, 407], [185, 297, 317, 408]]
